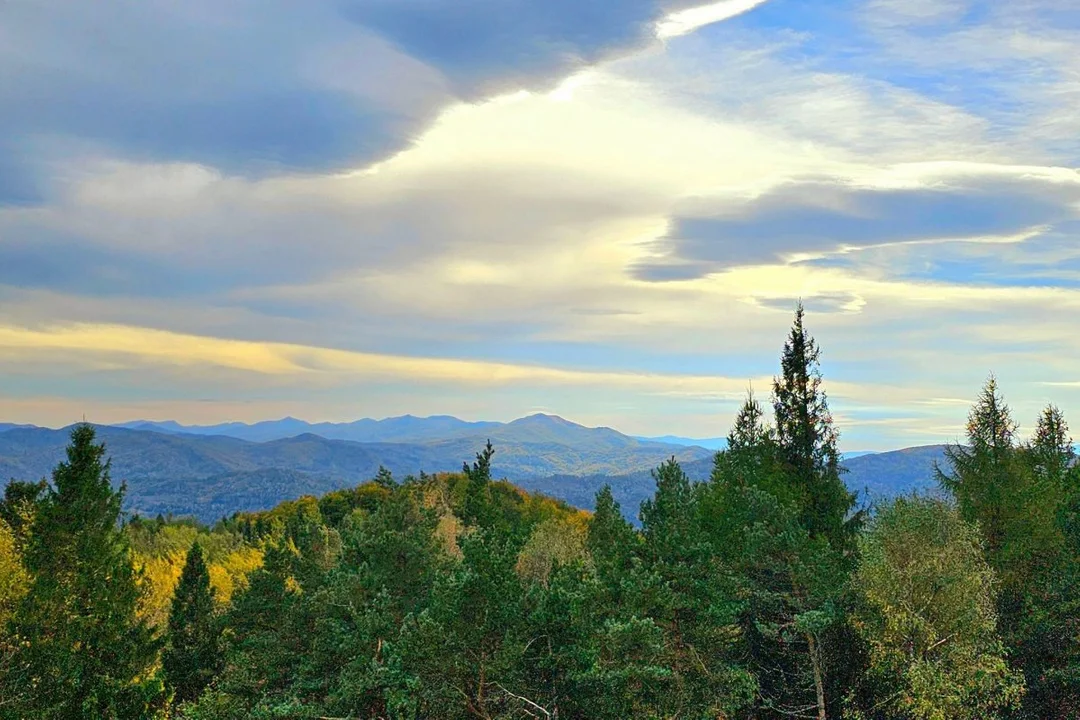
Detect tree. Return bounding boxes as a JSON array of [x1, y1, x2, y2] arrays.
[[637, 458, 755, 717], [1031, 405, 1073, 487], [461, 441, 496, 528], [0, 517, 28, 708], [0, 479, 46, 548], [2, 425, 164, 719], [850, 497, 1023, 719], [702, 459, 848, 720], [586, 486, 638, 596], [936, 381, 1080, 718], [772, 303, 860, 552], [937, 376, 1021, 556], [163, 542, 222, 705]]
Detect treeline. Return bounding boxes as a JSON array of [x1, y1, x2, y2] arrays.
[[2, 305, 1079, 719]]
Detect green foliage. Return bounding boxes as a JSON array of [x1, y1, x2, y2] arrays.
[[164, 543, 223, 705], [0, 478, 46, 548], [5, 316, 1080, 720], [938, 380, 1080, 717], [849, 496, 1024, 719], [2, 425, 165, 719], [772, 302, 861, 552]]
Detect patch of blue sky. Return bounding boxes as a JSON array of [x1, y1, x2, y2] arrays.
[[900, 254, 1080, 289], [711, 0, 1063, 132]]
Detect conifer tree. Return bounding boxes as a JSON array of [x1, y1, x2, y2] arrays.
[[771, 303, 859, 551], [1032, 404, 1074, 487], [728, 387, 770, 453], [2, 425, 164, 719], [937, 375, 1020, 559], [638, 458, 755, 716], [461, 440, 495, 527], [587, 486, 637, 588], [163, 542, 221, 704]]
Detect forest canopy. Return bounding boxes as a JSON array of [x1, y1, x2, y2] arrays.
[[2, 305, 1078, 719]]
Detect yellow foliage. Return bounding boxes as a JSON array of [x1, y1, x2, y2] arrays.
[[135, 550, 185, 629], [208, 546, 264, 606], [515, 516, 588, 586], [0, 518, 29, 629], [133, 538, 264, 629], [435, 513, 463, 560]]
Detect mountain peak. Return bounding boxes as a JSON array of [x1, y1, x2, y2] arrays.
[[512, 413, 579, 427]]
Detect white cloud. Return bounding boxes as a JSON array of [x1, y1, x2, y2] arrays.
[[656, 0, 772, 39]]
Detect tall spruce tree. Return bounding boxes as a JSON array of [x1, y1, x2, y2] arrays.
[[937, 375, 1020, 562], [1032, 404, 1074, 487], [771, 303, 859, 552], [461, 441, 495, 528], [2, 425, 164, 720], [163, 542, 221, 705], [587, 486, 638, 592]]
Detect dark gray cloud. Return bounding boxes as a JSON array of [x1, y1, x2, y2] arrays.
[[0, 1, 433, 202], [634, 174, 1080, 280], [343, 0, 682, 95], [0, 0, 687, 205]]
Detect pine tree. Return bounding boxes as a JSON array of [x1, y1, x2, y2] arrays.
[[163, 542, 222, 704], [727, 387, 770, 452], [1032, 404, 1074, 487], [937, 375, 1020, 559], [586, 486, 637, 587], [2, 424, 164, 719], [940, 382, 1080, 718], [461, 441, 495, 527], [637, 458, 755, 716], [771, 303, 859, 551]]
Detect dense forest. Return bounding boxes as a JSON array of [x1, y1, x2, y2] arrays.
[[2, 306, 1078, 719]]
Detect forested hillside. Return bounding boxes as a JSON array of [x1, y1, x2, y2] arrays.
[[2, 306, 1078, 719], [0, 421, 941, 523], [0, 419, 715, 522]]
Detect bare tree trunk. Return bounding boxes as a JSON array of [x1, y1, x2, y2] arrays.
[[807, 632, 827, 720]]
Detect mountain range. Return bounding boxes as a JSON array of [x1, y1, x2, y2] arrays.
[[0, 414, 948, 523]]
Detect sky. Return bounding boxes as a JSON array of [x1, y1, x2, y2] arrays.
[[2, 0, 1080, 450]]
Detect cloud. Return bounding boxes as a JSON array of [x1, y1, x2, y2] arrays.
[[0, 319, 777, 396], [3, 0, 1080, 448], [656, 0, 770, 39], [0, 0, 769, 203], [634, 166, 1080, 280]]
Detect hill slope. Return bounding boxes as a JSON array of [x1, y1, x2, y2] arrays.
[[0, 423, 713, 521]]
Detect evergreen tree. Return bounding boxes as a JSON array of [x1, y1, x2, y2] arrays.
[[461, 440, 495, 527], [771, 303, 859, 551], [586, 486, 638, 594], [1031, 404, 1074, 487], [638, 458, 755, 717], [2, 425, 164, 720], [728, 386, 770, 453], [163, 542, 222, 705], [937, 375, 1019, 559]]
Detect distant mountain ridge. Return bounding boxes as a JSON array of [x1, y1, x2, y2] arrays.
[[0, 418, 715, 521], [113, 414, 588, 444], [635, 435, 728, 451], [0, 415, 950, 523]]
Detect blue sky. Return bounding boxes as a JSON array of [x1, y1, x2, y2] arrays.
[[2, 0, 1079, 449]]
